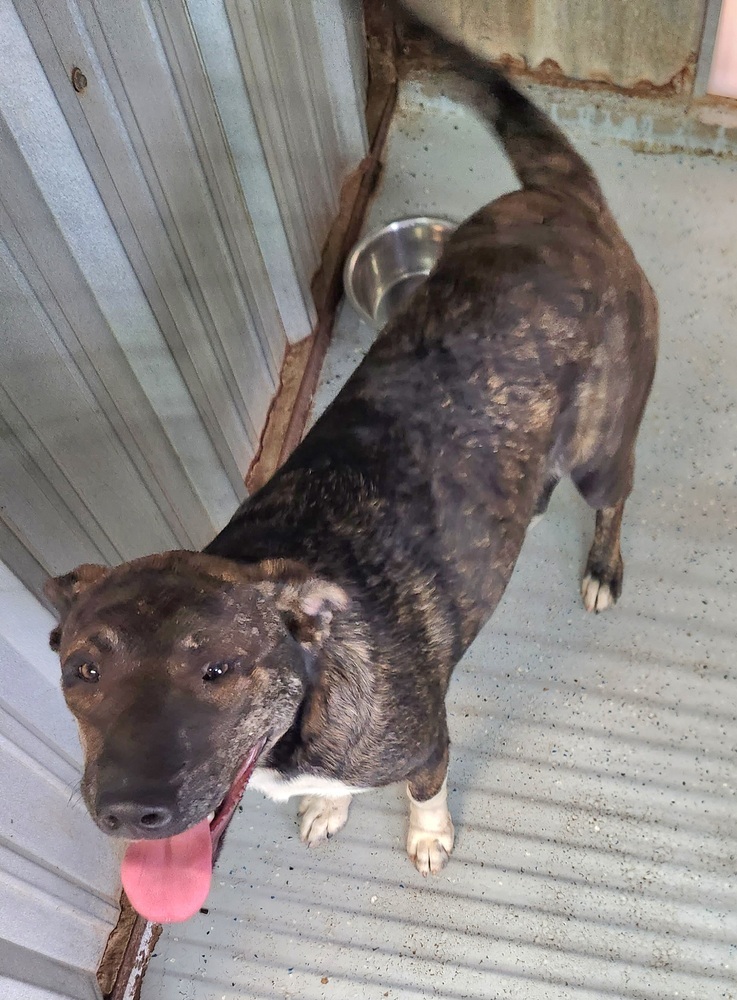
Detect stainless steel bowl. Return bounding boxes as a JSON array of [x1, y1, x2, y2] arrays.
[[343, 217, 456, 329]]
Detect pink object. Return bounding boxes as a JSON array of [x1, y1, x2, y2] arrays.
[[709, 0, 737, 99], [121, 818, 213, 924]]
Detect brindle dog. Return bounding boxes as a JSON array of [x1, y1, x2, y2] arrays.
[[45, 3, 657, 923]]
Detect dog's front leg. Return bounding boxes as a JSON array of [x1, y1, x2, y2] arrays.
[[406, 744, 455, 876], [298, 794, 352, 846]]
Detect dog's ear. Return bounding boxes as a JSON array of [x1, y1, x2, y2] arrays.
[[253, 562, 349, 648], [44, 564, 109, 616], [44, 564, 109, 651], [276, 578, 349, 649]]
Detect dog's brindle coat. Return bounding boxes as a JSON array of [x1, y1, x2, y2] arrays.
[[45, 9, 657, 879]]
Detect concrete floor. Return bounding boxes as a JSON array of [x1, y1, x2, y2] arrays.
[[141, 78, 737, 1000]]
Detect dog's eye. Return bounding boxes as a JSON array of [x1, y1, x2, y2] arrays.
[[77, 662, 100, 683], [203, 662, 230, 682]]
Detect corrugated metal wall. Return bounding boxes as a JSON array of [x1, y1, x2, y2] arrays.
[[405, 0, 709, 89], [0, 561, 122, 1000], [0, 1, 366, 997], [1, 0, 367, 602], [187, 0, 367, 341]]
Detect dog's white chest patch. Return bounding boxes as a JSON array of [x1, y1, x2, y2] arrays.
[[249, 767, 372, 803]]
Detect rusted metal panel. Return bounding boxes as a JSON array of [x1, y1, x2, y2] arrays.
[[405, 0, 708, 91]]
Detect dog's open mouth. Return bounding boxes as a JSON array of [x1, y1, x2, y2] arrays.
[[120, 739, 266, 924]]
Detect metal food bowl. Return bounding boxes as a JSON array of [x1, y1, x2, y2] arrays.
[[343, 217, 456, 329]]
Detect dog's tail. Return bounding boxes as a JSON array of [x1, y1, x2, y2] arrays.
[[389, 3, 602, 202]]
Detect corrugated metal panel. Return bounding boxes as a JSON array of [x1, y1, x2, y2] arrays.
[[406, 0, 708, 89], [1, 0, 368, 599], [187, 0, 368, 344], [0, 561, 122, 1000], [219, 0, 368, 331], [1, 0, 239, 594], [12, 0, 284, 492]]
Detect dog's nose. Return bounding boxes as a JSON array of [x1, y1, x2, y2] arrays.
[[99, 800, 174, 836]]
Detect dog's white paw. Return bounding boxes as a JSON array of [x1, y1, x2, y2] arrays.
[[581, 572, 615, 613], [406, 779, 455, 876], [298, 794, 351, 846], [407, 823, 455, 876]]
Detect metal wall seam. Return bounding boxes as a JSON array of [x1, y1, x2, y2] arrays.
[[146, 0, 289, 377], [312, 0, 369, 162], [184, 0, 319, 343]]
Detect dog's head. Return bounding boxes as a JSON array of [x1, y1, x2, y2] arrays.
[[45, 551, 347, 921]]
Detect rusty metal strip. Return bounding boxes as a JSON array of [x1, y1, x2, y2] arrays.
[[246, 1, 399, 491]]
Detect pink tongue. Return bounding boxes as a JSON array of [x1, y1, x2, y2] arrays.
[[121, 818, 213, 924]]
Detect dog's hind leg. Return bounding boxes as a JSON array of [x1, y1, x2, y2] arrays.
[[574, 292, 657, 612], [572, 330, 657, 612], [299, 794, 352, 846], [406, 738, 454, 876], [580, 501, 625, 612], [572, 444, 633, 612]]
